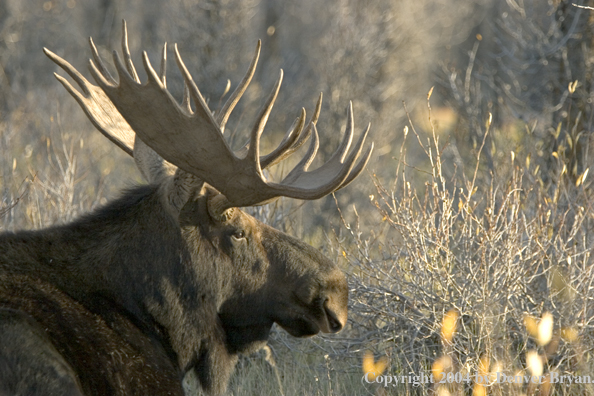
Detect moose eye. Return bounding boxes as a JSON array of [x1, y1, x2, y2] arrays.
[[231, 230, 246, 241]]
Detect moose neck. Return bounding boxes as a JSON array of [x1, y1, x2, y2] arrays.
[[0, 186, 223, 369]]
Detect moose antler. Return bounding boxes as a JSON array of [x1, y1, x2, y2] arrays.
[[47, 22, 373, 209], [44, 22, 313, 176], [44, 45, 136, 156], [44, 32, 175, 182]]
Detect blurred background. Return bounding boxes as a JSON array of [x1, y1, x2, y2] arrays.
[[1, 1, 594, 395]]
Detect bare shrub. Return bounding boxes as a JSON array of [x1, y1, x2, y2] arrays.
[[312, 98, 594, 395]]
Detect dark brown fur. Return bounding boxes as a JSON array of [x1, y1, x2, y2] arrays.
[[0, 183, 348, 395]]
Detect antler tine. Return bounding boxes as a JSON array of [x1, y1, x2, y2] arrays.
[[296, 92, 322, 145], [160, 43, 167, 87], [44, 47, 135, 156], [89, 38, 117, 85], [295, 101, 372, 194], [233, 106, 304, 162], [142, 51, 166, 88], [291, 122, 320, 174], [121, 20, 140, 83], [90, 50, 126, 89], [269, 105, 371, 201], [260, 93, 322, 169], [325, 101, 354, 164], [336, 125, 374, 189], [44, 48, 91, 98], [259, 108, 306, 169], [283, 100, 351, 182], [216, 41, 261, 133], [247, 69, 283, 170], [311, 92, 323, 124], [173, 43, 217, 124], [181, 83, 192, 114], [320, 125, 373, 193], [286, 92, 321, 151]]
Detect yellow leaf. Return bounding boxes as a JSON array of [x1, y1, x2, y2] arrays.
[[554, 123, 562, 139], [489, 361, 503, 383], [541, 374, 552, 396], [473, 384, 486, 396], [526, 350, 543, 377], [576, 168, 589, 187], [441, 309, 459, 342], [431, 355, 452, 382], [524, 315, 538, 338], [362, 351, 388, 380], [478, 354, 489, 376], [437, 387, 452, 396], [561, 327, 578, 342], [537, 312, 554, 346]]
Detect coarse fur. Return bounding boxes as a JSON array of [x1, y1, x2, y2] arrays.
[[0, 183, 348, 395]]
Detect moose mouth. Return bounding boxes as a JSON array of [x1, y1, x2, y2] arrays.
[[277, 299, 345, 338], [322, 303, 344, 333]]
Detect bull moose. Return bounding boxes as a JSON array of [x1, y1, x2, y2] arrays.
[[0, 22, 373, 395]]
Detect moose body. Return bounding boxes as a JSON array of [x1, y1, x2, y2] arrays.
[[0, 23, 372, 395]]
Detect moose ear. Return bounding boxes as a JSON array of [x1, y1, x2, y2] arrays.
[[134, 137, 177, 183], [160, 169, 203, 214], [207, 193, 236, 223]]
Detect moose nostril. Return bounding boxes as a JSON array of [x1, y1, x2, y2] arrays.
[[329, 315, 342, 332], [324, 304, 343, 332]]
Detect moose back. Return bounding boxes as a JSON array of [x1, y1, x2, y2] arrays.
[[0, 23, 372, 396]]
